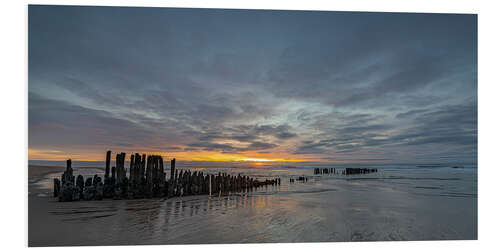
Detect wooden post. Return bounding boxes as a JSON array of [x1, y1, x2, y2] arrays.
[[64, 159, 73, 183], [116, 153, 126, 185], [105, 150, 111, 179], [140, 154, 146, 181], [53, 179, 60, 197], [111, 166, 116, 180], [129, 154, 135, 184], [159, 156, 165, 195], [209, 174, 213, 194], [170, 158, 176, 181], [145, 155, 153, 196]]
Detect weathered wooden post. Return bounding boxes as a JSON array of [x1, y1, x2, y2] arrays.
[[158, 156, 165, 196], [105, 150, 111, 179], [85, 177, 92, 187], [115, 153, 126, 185], [174, 169, 178, 196], [159, 156, 164, 180], [64, 159, 73, 183], [53, 179, 60, 197], [140, 154, 146, 180], [209, 174, 212, 196], [115, 154, 121, 184], [145, 155, 153, 197], [152, 156, 158, 195], [76, 175, 84, 198], [135, 154, 140, 185], [121, 153, 126, 182], [170, 158, 176, 181], [146, 155, 152, 184], [111, 166, 116, 180], [129, 154, 135, 184], [95, 176, 104, 200], [168, 158, 176, 197], [134, 153, 141, 182]]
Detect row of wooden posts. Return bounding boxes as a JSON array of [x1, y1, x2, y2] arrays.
[[289, 176, 308, 183], [53, 150, 281, 202], [313, 167, 378, 175]]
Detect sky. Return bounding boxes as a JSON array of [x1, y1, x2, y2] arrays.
[[28, 5, 477, 165]]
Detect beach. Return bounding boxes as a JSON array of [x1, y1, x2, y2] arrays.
[[25, 5, 479, 248], [28, 164, 477, 246]]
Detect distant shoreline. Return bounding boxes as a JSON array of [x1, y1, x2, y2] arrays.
[[28, 165, 66, 195], [29, 165, 65, 176]]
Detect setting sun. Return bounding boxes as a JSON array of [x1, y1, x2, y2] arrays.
[[241, 158, 276, 162]]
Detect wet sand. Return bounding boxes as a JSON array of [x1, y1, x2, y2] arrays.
[[28, 165, 65, 194], [28, 165, 64, 246], [28, 164, 477, 246]]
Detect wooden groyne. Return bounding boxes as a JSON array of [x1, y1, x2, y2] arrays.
[[344, 167, 377, 175], [53, 151, 281, 202], [314, 168, 337, 175], [313, 167, 378, 175], [289, 176, 308, 183]]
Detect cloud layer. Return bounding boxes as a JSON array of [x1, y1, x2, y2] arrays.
[[28, 6, 477, 165]]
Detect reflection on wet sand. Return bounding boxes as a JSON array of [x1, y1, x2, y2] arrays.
[[29, 165, 477, 246]]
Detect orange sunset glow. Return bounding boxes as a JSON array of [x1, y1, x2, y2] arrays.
[[28, 147, 307, 163]]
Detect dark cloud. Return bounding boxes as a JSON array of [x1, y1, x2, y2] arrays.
[[264, 14, 476, 109], [28, 92, 152, 148], [187, 142, 240, 153], [247, 141, 278, 151], [396, 109, 429, 119], [187, 140, 277, 153], [183, 124, 294, 153], [294, 102, 477, 161], [396, 103, 477, 147]]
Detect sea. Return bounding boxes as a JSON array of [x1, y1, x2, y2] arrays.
[[29, 162, 477, 245]]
